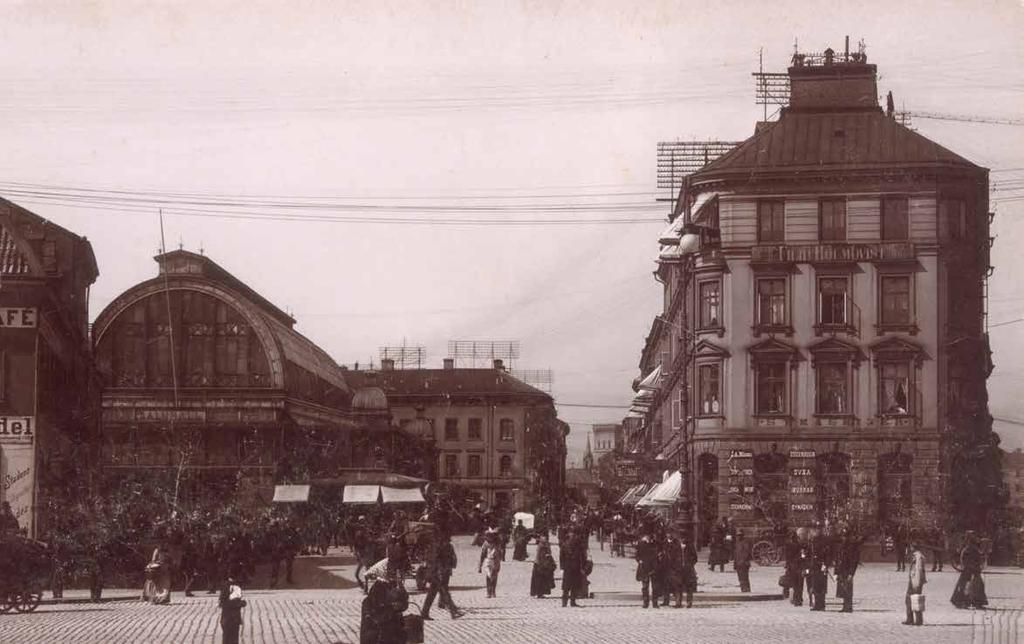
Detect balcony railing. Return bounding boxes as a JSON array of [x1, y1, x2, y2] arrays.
[[751, 242, 915, 264]]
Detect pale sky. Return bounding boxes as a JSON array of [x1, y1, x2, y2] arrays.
[[1, 1, 1022, 465]]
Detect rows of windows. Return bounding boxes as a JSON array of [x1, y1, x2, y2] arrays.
[[442, 453, 514, 478], [442, 418, 515, 441], [694, 358, 916, 418], [696, 273, 915, 334], [754, 197, 968, 243]]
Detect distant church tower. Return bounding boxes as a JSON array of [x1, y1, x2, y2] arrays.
[[583, 434, 594, 471]]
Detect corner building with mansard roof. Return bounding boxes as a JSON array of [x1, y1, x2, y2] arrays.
[[640, 50, 993, 547]]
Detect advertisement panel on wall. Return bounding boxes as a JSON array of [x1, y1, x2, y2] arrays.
[[1, 416, 35, 537]]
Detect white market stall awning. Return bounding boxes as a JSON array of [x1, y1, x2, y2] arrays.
[[343, 484, 381, 504], [272, 485, 310, 503], [380, 486, 425, 504], [513, 511, 535, 530]]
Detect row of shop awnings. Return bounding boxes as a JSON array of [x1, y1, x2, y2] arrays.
[[617, 470, 684, 508], [617, 483, 655, 506], [636, 470, 682, 507], [272, 484, 426, 504]]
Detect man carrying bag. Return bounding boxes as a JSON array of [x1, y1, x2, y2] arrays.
[[903, 539, 927, 626]]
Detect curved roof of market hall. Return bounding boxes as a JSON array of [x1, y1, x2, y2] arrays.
[[92, 249, 352, 404]]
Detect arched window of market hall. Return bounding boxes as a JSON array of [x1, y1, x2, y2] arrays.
[[816, 451, 851, 523], [877, 449, 913, 528], [753, 447, 789, 526]]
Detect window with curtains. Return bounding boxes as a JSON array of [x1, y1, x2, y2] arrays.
[[468, 418, 482, 440], [756, 278, 787, 326], [757, 200, 785, 242], [698, 363, 721, 416], [819, 198, 847, 241], [879, 361, 912, 415], [756, 363, 787, 414], [699, 280, 722, 329], [881, 197, 909, 240], [818, 277, 849, 326], [815, 362, 849, 414], [880, 275, 912, 326]]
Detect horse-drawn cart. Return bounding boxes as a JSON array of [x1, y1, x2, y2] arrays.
[[0, 535, 50, 614]]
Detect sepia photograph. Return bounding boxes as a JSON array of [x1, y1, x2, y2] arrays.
[[0, 1, 1022, 642]]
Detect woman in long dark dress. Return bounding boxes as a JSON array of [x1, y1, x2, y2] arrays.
[[512, 520, 529, 561], [530, 536, 556, 597], [951, 533, 988, 609]]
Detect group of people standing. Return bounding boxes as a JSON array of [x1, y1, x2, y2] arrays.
[[634, 521, 699, 608]]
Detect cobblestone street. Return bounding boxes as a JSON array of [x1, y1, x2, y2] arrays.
[[1, 536, 1021, 643]]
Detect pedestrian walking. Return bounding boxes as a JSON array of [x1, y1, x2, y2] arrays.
[[421, 534, 464, 620], [903, 539, 927, 626], [733, 529, 752, 593], [478, 528, 502, 598], [708, 519, 728, 572], [218, 575, 247, 644], [833, 528, 862, 613], [512, 520, 529, 561], [530, 535, 557, 597], [893, 526, 907, 572], [930, 529, 945, 572], [806, 530, 829, 612], [143, 544, 173, 605], [635, 529, 660, 609], [560, 531, 586, 607], [951, 531, 988, 609]]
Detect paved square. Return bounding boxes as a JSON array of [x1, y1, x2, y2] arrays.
[[1, 536, 1020, 643]]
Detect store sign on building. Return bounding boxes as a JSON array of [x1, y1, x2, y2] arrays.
[[789, 450, 816, 459], [1, 416, 35, 536], [0, 417, 34, 445], [0, 307, 38, 328]]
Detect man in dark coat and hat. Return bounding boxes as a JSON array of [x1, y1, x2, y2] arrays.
[[560, 531, 586, 607], [733, 529, 753, 593], [635, 528, 660, 608]]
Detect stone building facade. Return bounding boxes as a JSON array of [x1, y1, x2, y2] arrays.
[[636, 50, 993, 543], [346, 359, 568, 512], [0, 200, 98, 537]]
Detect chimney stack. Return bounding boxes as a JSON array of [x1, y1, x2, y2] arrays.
[[493, 358, 505, 371], [443, 358, 455, 370]]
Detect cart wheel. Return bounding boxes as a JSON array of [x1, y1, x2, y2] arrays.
[[0, 592, 14, 614], [752, 540, 778, 567], [13, 591, 41, 613]]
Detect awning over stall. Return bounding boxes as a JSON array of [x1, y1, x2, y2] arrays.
[[343, 485, 381, 504], [272, 485, 311, 503], [380, 486, 425, 504]]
